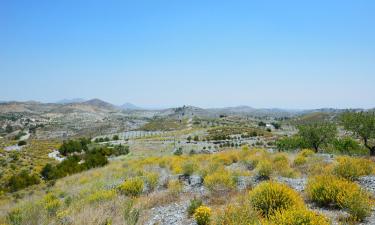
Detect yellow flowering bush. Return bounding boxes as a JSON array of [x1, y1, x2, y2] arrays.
[[119, 177, 144, 197], [215, 202, 260, 225], [145, 172, 159, 191], [182, 160, 197, 176], [306, 175, 371, 220], [256, 160, 272, 178], [272, 153, 298, 178], [299, 149, 315, 157], [333, 156, 374, 181], [87, 189, 116, 203], [194, 206, 211, 225], [268, 208, 330, 225], [204, 169, 235, 192], [43, 193, 61, 216], [293, 155, 307, 166], [293, 149, 315, 167], [249, 182, 304, 217]]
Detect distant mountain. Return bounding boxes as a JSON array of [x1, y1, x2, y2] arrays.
[[207, 106, 300, 118], [120, 102, 142, 110], [56, 98, 86, 104], [82, 98, 116, 110]]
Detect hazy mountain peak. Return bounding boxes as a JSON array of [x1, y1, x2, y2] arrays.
[[56, 98, 86, 104], [82, 98, 116, 109], [120, 102, 142, 110]]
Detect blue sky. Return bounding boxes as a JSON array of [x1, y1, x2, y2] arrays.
[[1, 0, 374, 109]]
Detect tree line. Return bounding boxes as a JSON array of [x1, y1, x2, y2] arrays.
[[276, 111, 375, 156]]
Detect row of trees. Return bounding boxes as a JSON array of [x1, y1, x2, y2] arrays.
[[277, 111, 375, 155]]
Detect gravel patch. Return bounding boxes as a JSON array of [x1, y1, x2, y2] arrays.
[[358, 176, 375, 195], [276, 177, 307, 192], [145, 201, 196, 225]]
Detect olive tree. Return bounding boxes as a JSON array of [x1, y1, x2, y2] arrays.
[[297, 122, 337, 152], [341, 111, 375, 156]]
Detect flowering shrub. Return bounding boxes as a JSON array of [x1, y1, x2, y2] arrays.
[[43, 194, 61, 216], [293, 155, 307, 166], [87, 189, 116, 203], [272, 153, 298, 178], [194, 206, 211, 225], [145, 172, 159, 191], [119, 177, 144, 197], [333, 156, 373, 181], [268, 208, 330, 225], [215, 202, 260, 225], [256, 160, 272, 178], [187, 198, 202, 216], [306, 175, 371, 220], [299, 149, 315, 157], [249, 181, 304, 217], [204, 170, 235, 192], [182, 161, 196, 176], [6, 208, 22, 225]]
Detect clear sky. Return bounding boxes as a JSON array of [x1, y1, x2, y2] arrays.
[[1, 0, 374, 109]]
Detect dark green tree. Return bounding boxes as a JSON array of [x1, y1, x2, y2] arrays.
[[341, 111, 375, 156], [297, 122, 337, 152]]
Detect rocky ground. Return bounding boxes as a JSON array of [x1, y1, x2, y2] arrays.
[[145, 201, 196, 225], [143, 174, 375, 225]]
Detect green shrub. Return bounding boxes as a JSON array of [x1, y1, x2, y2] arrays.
[[174, 147, 183, 156], [123, 199, 140, 225], [249, 181, 304, 217], [7, 170, 40, 192], [7, 208, 22, 225], [256, 160, 272, 178], [194, 206, 211, 225], [268, 208, 330, 225], [299, 149, 315, 157], [333, 156, 373, 181], [145, 172, 159, 192], [333, 137, 364, 155], [58, 138, 90, 156], [17, 140, 27, 146], [306, 175, 371, 221], [43, 194, 61, 216], [276, 136, 306, 151], [215, 202, 260, 225], [182, 161, 196, 176], [204, 170, 235, 192], [187, 198, 203, 216], [293, 155, 307, 166], [119, 177, 144, 197]]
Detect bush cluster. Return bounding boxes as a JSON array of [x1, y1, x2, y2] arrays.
[[268, 208, 330, 225], [119, 177, 144, 197], [204, 170, 235, 192], [187, 198, 203, 216], [7, 170, 40, 192], [87, 189, 116, 203], [194, 206, 211, 225], [256, 159, 272, 178], [306, 175, 371, 221], [249, 181, 304, 217], [41, 150, 108, 180], [58, 138, 90, 156], [293, 149, 315, 166], [333, 156, 373, 181], [215, 202, 260, 225]]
